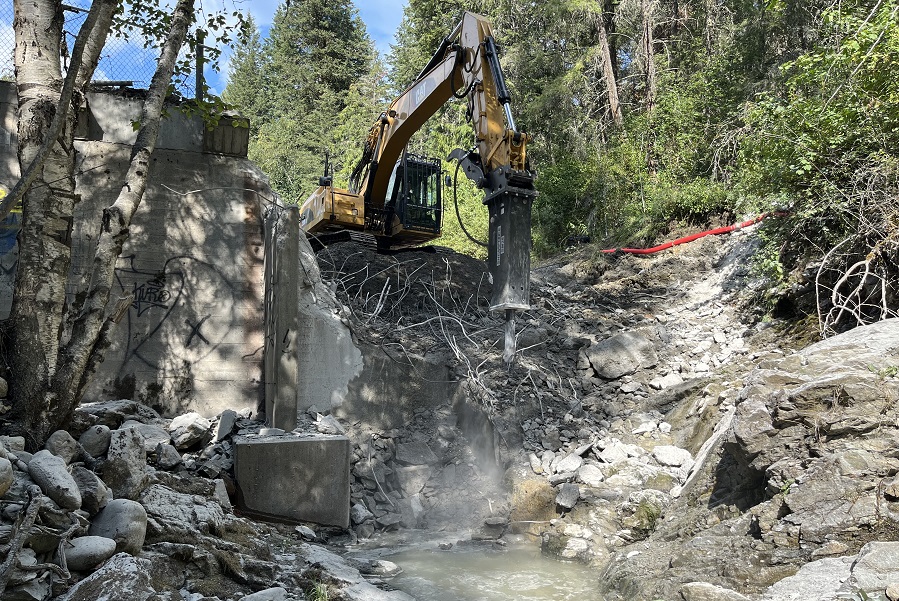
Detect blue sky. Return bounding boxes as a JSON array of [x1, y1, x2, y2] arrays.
[[0, 1, 406, 94], [206, 0, 406, 93]]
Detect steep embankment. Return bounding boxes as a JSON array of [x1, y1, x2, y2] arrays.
[[326, 224, 899, 600]]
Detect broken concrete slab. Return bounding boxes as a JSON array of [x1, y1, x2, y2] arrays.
[[395, 441, 438, 465], [234, 434, 350, 528]]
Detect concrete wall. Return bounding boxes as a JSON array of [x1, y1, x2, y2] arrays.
[[73, 142, 267, 416], [1, 80, 459, 426], [0, 82, 267, 417]]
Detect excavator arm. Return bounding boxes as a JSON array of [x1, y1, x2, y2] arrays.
[[300, 12, 536, 363]]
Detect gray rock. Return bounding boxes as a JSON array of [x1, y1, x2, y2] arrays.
[[70, 466, 109, 516], [102, 427, 147, 500], [851, 541, 899, 592], [598, 441, 629, 464], [395, 441, 438, 465], [367, 559, 403, 577], [316, 414, 346, 435], [139, 484, 224, 535], [168, 412, 211, 449], [585, 332, 658, 379], [27, 450, 82, 510], [155, 443, 182, 470], [76, 399, 161, 429], [242, 588, 287, 601], [395, 465, 432, 496], [4, 577, 51, 601], [0, 435, 25, 452], [0, 457, 12, 497], [351, 502, 374, 524], [556, 483, 580, 510], [296, 525, 317, 539], [652, 445, 694, 468], [213, 478, 231, 510], [649, 372, 684, 390], [681, 582, 752, 601], [631, 420, 657, 435], [548, 471, 576, 485], [78, 425, 111, 458], [528, 453, 543, 474], [215, 409, 238, 442], [121, 420, 171, 452], [88, 499, 148, 555], [44, 430, 80, 464], [54, 553, 156, 601], [0, 376, 7, 398], [578, 464, 605, 487], [555, 453, 584, 473], [60, 535, 118, 571], [620, 380, 643, 393], [761, 556, 851, 601]]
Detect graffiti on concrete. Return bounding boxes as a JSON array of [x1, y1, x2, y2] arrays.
[[132, 275, 172, 316], [185, 315, 211, 347], [115, 254, 239, 370]]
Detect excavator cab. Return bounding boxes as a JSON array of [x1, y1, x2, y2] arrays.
[[386, 153, 442, 236]]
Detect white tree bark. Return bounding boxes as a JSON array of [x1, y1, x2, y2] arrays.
[[7, 0, 195, 448], [8, 0, 116, 448]]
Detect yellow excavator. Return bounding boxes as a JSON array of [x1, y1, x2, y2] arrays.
[[299, 11, 536, 362]]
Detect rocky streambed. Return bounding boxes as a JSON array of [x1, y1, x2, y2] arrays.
[[2, 226, 899, 601]]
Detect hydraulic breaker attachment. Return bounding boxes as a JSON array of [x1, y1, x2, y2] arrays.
[[450, 149, 537, 365]]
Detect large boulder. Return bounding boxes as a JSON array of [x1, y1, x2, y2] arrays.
[[101, 428, 147, 499], [60, 536, 118, 572], [585, 332, 658, 380], [78, 425, 111, 458], [27, 450, 81, 510], [139, 484, 224, 536], [54, 553, 157, 601], [76, 399, 161, 429], [120, 420, 171, 453], [168, 412, 211, 449], [44, 430, 80, 464], [88, 499, 147, 555], [71, 466, 110, 516], [0, 456, 13, 497]]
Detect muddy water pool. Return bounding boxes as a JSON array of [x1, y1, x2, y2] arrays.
[[385, 545, 602, 601]]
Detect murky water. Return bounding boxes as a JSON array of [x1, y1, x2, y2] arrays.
[[386, 545, 602, 601]]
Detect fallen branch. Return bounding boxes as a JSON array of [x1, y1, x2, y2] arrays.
[[0, 486, 43, 594]]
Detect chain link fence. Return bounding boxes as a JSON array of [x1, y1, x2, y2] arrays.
[[0, 1, 198, 97]]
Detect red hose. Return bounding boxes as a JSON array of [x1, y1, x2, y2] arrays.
[[599, 213, 782, 255]]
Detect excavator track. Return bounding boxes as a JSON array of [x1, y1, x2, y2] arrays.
[[308, 230, 449, 255]]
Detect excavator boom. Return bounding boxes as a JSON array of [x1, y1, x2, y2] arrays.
[[299, 12, 536, 363]]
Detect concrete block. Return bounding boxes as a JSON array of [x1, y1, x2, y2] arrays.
[[234, 434, 350, 528]]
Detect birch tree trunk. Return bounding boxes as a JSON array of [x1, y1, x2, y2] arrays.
[[54, 0, 197, 427], [8, 0, 116, 449], [7, 0, 195, 449]]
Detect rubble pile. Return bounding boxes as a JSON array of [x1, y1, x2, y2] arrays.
[[323, 231, 899, 600], [0, 398, 412, 601]]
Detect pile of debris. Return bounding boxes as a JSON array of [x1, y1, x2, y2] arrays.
[[0, 397, 412, 601]]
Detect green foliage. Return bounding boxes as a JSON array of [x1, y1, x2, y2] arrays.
[[223, 0, 377, 204], [737, 0, 899, 279], [306, 581, 330, 601]]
